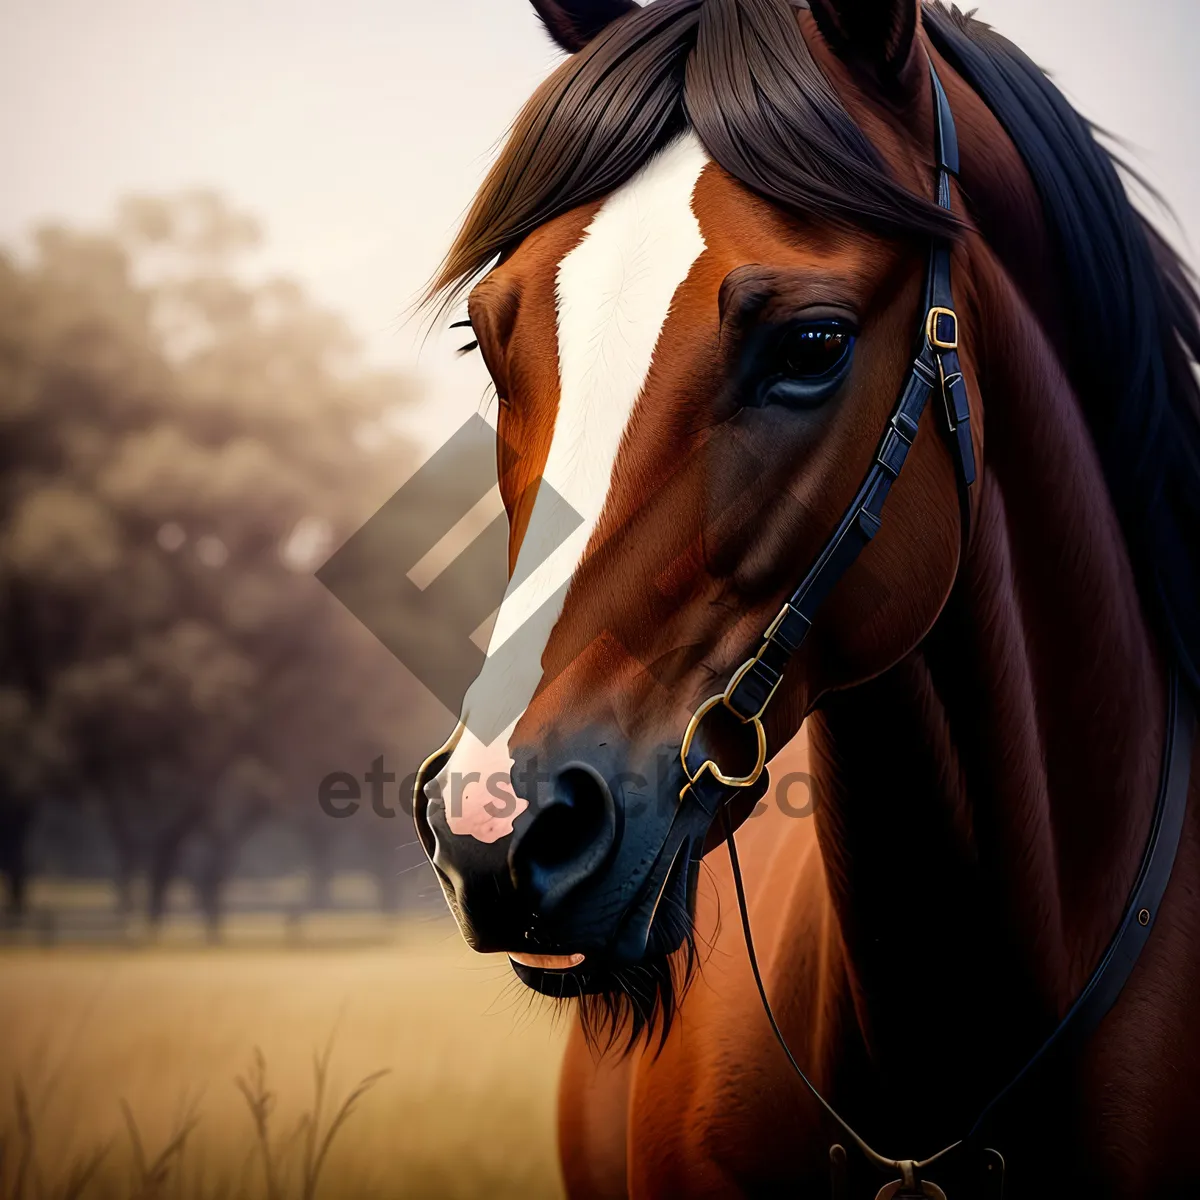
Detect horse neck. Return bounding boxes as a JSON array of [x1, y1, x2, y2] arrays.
[[805, 249, 1166, 1113]]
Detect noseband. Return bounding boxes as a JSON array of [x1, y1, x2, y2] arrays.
[[680, 60, 1196, 1200]]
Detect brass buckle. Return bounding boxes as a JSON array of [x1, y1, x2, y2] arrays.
[[721, 602, 792, 722], [926, 306, 958, 351], [723, 651, 783, 724], [679, 695, 768, 798]]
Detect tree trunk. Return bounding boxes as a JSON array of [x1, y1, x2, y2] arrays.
[[98, 789, 141, 916], [147, 809, 199, 927], [195, 833, 234, 943], [306, 825, 334, 911], [0, 802, 32, 919]]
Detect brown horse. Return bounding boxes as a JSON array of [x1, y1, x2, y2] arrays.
[[411, 0, 1200, 1195]]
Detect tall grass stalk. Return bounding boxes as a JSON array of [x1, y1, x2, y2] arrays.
[[2, 1045, 387, 1200]]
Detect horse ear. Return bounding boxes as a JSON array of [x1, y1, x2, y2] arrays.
[[808, 0, 921, 86], [529, 0, 640, 53]]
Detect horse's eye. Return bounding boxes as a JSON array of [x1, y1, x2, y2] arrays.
[[754, 319, 856, 409], [778, 321, 854, 380]]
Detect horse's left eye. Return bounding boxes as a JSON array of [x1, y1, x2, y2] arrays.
[[753, 319, 856, 409], [779, 322, 854, 380]]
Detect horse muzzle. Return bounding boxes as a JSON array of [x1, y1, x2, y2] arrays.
[[411, 725, 728, 984]]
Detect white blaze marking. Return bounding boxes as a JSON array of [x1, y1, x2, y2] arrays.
[[434, 133, 710, 843]]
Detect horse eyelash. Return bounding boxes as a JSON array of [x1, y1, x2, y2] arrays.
[[449, 317, 480, 357], [453, 317, 507, 407]]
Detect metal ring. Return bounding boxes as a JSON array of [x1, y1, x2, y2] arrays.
[[680, 694, 768, 791], [874, 1181, 947, 1200]]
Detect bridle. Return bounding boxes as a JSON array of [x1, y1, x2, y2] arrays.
[[679, 60, 973, 803], [677, 59, 1197, 1199], [411, 51, 1197, 1199]]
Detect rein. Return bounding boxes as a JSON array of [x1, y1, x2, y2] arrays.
[[722, 666, 1194, 1198], [679, 60, 1198, 1198]]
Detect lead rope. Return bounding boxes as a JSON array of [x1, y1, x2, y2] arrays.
[[719, 667, 1192, 1199], [719, 806, 962, 1188], [693, 59, 979, 1195]]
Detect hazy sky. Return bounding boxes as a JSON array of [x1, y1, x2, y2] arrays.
[[3, 0, 1198, 446]]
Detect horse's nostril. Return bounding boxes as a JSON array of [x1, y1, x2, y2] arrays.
[[510, 763, 617, 915], [537, 768, 610, 866]]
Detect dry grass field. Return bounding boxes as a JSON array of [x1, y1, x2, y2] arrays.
[[0, 916, 568, 1200]]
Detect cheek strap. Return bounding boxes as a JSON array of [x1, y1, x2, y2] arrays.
[[681, 60, 974, 792]]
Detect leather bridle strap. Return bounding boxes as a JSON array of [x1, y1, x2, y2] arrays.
[[965, 667, 1196, 1142], [722, 65, 972, 728], [680, 65, 973, 787], [724, 667, 1195, 1192], [683, 57, 1199, 1195]]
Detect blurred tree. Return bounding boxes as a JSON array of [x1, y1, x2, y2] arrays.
[[0, 191, 426, 928]]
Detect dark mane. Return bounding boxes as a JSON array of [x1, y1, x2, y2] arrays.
[[428, 0, 959, 311], [925, 2, 1200, 693]]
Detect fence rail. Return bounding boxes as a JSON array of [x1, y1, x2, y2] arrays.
[[0, 877, 448, 948]]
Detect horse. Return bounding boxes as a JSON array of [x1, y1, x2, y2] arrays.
[[410, 0, 1200, 1194]]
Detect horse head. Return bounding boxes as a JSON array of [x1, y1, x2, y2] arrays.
[[409, 0, 974, 1026], [410, 0, 1200, 1056]]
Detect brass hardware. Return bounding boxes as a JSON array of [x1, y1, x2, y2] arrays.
[[980, 1148, 1006, 1199], [874, 1181, 947, 1200], [762, 601, 791, 642], [829, 1144, 849, 1200], [679, 694, 768, 795], [718, 603, 794, 723], [873, 1163, 948, 1200], [722, 655, 783, 724], [678, 608, 794, 799], [926, 306, 958, 351], [1138, 907, 1151, 926]]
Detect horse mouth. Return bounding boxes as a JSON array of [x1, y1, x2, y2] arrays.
[[505, 835, 698, 1012], [507, 953, 608, 997], [508, 951, 586, 970], [507, 935, 695, 1051]]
